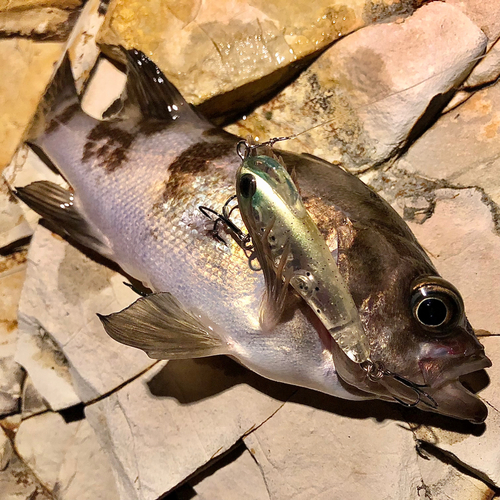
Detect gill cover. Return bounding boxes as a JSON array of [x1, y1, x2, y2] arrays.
[[236, 147, 370, 363]]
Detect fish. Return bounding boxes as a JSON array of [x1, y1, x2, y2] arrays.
[[16, 48, 491, 423]]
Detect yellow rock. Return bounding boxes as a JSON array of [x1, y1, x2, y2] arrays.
[[0, 0, 81, 10], [0, 39, 64, 172], [98, 0, 420, 115]]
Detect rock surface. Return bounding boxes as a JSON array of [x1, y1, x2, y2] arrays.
[[16, 226, 154, 410], [85, 359, 294, 500], [15, 410, 120, 499], [465, 38, 500, 88], [98, 0, 421, 117], [226, 2, 487, 171]]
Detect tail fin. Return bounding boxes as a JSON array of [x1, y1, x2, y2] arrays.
[[28, 53, 80, 142]]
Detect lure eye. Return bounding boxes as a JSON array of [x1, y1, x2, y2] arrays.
[[411, 276, 464, 333], [239, 174, 257, 199]]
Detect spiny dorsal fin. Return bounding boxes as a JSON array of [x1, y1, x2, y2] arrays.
[[120, 48, 203, 123], [98, 292, 229, 360], [15, 181, 112, 258]]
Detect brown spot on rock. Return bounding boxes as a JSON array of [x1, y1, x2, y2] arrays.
[[82, 122, 134, 172]]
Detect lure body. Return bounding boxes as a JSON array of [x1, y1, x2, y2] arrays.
[[237, 153, 370, 363]]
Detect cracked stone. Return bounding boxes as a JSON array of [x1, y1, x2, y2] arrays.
[[21, 375, 49, 419], [15, 410, 119, 499], [15, 225, 154, 411], [0, 261, 26, 417], [414, 336, 500, 489], [226, 2, 487, 172], [0, 426, 12, 471], [85, 358, 294, 500], [176, 446, 270, 500], [465, 38, 500, 88], [397, 78, 500, 208], [97, 0, 421, 118]]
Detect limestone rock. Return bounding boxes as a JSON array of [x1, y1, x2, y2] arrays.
[[398, 78, 500, 207], [465, 38, 500, 88], [15, 411, 119, 499], [21, 375, 49, 419], [85, 359, 295, 500], [0, 426, 12, 471], [227, 2, 487, 172], [0, 0, 81, 9], [16, 226, 155, 410], [98, 0, 421, 117], [0, 451, 52, 500], [0, 261, 26, 417], [0, 7, 77, 40], [0, 38, 65, 172], [176, 446, 270, 500]]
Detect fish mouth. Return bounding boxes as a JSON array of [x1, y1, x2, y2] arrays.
[[418, 353, 492, 423]]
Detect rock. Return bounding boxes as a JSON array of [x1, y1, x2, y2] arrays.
[[21, 375, 49, 419], [15, 225, 155, 410], [398, 78, 500, 206], [15, 411, 119, 500], [0, 7, 77, 40], [85, 358, 295, 500], [226, 2, 487, 172], [0, 38, 65, 172], [0, 451, 52, 500], [416, 448, 495, 500], [178, 446, 270, 500], [414, 336, 500, 488], [0, 0, 81, 9], [0, 261, 26, 417], [0, 426, 12, 471], [465, 38, 500, 88], [0, 176, 32, 251], [446, 0, 500, 46], [98, 0, 421, 117], [242, 390, 426, 500]]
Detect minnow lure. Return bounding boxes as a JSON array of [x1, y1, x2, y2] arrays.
[[234, 141, 370, 364]]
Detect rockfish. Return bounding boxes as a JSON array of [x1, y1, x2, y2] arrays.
[[17, 49, 491, 423]]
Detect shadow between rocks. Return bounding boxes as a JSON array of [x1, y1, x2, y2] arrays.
[[146, 356, 490, 436]]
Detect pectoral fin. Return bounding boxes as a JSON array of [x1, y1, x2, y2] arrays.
[[98, 292, 228, 360]]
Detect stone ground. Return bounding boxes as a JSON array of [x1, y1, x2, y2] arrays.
[[1, 1, 500, 499]]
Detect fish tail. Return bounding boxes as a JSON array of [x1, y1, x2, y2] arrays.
[[28, 53, 79, 142]]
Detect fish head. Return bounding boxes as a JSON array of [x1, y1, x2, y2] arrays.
[[332, 251, 492, 423]]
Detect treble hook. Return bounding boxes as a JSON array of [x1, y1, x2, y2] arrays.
[[237, 137, 293, 160], [361, 359, 438, 409]]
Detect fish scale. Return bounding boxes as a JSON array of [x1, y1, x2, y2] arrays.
[[15, 48, 491, 423]]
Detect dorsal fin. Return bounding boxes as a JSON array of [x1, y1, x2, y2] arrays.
[[119, 48, 203, 123]]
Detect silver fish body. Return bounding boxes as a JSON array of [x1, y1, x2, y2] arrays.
[[17, 49, 491, 423]]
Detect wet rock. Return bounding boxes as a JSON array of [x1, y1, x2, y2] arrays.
[[0, 262, 26, 417], [85, 359, 294, 500], [16, 225, 154, 410], [397, 79, 500, 207], [15, 411, 119, 499], [0, 39, 64, 172], [227, 2, 487, 172], [98, 0, 421, 117], [0, 450, 53, 500], [0, 426, 12, 471]]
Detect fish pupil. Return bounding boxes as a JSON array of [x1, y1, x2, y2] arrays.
[[417, 298, 447, 327], [240, 174, 257, 198]]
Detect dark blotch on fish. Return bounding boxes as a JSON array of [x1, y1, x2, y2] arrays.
[[82, 122, 134, 172], [45, 103, 80, 134], [160, 139, 235, 201]]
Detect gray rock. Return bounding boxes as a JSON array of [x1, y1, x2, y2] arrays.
[[15, 411, 119, 500], [16, 226, 155, 411], [21, 375, 49, 419], [226, 2, 487, 171], [86, 359, 294, 500], [0, 426, 12, 471]]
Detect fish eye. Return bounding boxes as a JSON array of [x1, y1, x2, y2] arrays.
[[411, 276, 464, 333], [239, 174, 257, 198]]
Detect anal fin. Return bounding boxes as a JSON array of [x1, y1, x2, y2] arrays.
[[15, 181, 112, 258], [98, 292, 229, 360]]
